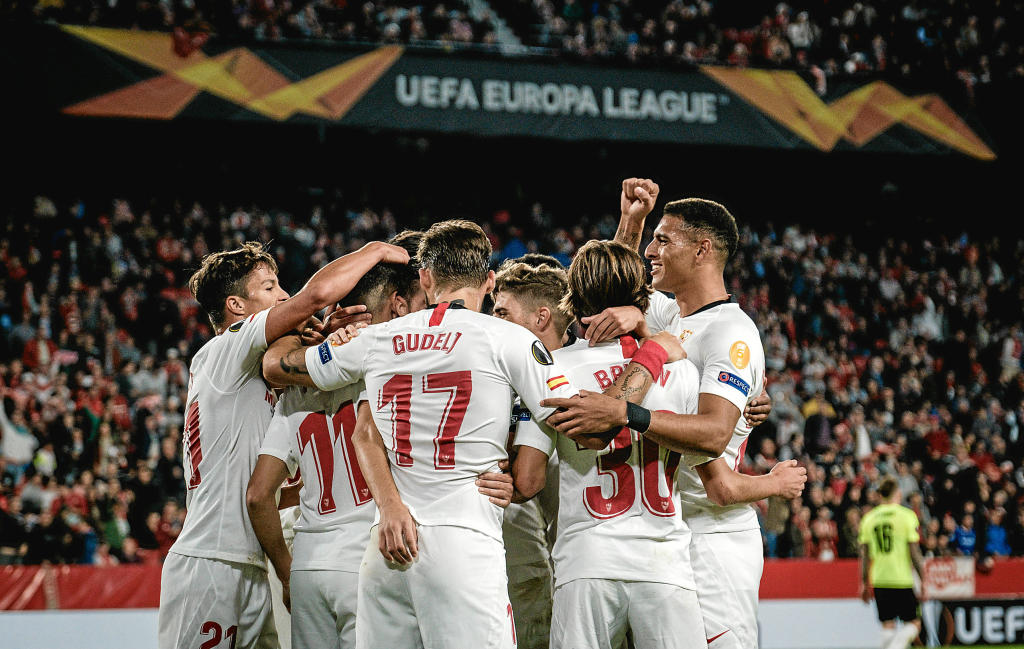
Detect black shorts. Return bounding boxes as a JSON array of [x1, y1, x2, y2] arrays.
[[873, 587, 919, 622]]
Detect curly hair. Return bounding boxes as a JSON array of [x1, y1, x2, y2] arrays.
[[494, 261, 571, 333], [188, 242, 277, 327], [561, 240, 652, 321]]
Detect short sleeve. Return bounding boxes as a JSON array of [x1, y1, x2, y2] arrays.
[[513, 410, 556, 457], [681, 451, 715, 468], [857, 514, 871, 546], [260, 401, 298, 477], [207, 308, 272, 390], [496, 327, 578, 423], [645, 291, 678, 333], [697, 324, 761, 416], [305, 328, 373, 391]]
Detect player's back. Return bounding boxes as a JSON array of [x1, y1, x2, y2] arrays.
[[859, 503, 919, 588], [343, 303, 575, 541], [544, 336, 705, 589], [261, 384, 375, 572], [172, 310, 276, 566]]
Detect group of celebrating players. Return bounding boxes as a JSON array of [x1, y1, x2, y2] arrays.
[[155, 178, 811, 649]]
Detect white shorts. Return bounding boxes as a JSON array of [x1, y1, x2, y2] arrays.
[[508, 565, 553, 649], [356, 525, 516, 649], [291, 570, 359, 649], [550, 578, 704, 649], [268, 565, 291, 649], [158, 552, 277, 649], [691, 528, 763, 648]]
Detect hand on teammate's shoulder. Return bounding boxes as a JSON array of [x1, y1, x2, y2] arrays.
[[325, 321, 367, 347], [643, 331, 686, 363]]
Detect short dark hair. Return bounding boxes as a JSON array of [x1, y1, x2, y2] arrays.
[[663, 198, 739, 264], [188, 242, 277, 327], [877, 477, 899, 500], [340, 230, 423, 310], [418, 220, 491, 289], [390, 230, 424, 272], [513, 253, 565, 270], [561, 240, 652, 321]]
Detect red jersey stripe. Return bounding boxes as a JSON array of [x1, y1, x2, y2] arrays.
[[428, 302, 450, 327], [619, 335, 639, 359]]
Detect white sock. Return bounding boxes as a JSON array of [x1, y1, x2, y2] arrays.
[[887, 623, 920, 649], [880, 627, 896, 649]]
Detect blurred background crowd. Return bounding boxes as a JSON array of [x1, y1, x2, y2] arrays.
[[4, 0, 1021, 106], [0, 188, 1021, 567]]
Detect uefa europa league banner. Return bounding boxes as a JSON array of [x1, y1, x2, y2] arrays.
[[17, 23, 995, 160]]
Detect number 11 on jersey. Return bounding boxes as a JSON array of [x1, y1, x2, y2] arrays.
[[296, 404, 371, 514]]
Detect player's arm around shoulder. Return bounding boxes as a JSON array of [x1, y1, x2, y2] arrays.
[[263, 241, 407, 344], [541, 332, 683, 450], [262, 323, 368, 389]]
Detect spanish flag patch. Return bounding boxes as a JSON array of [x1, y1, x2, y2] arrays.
[[547, 375, 568, 391]]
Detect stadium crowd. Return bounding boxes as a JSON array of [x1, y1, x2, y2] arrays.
[[6, 0, 1022, 104], [0, 192, 1022, 567], [505, 0, 1024, 91]]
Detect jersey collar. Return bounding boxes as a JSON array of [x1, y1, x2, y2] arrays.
[[686, 296, 732, 317]]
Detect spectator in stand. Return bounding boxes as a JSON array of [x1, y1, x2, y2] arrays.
[[22, 326, 55, 372], [1, 403, 37, 484], [952, 513, 978, 556], [983, 508, 1011, 557], [0, 494, 28, 564]]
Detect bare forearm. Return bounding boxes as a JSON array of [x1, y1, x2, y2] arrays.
[[354, 430, 402, 508], [614, 215, 645, 252], [910, 543, 925, 579], [279, 483, 301, 510], [610, 362, 656, 405], [859, 546, 870, 583], [712, 473, 779, 506], [644, 411, 730, 457], [302, 243, 387, 308], [263, 336, 316, 388], [266, 242, 390, 342], [511, 446, 549, 503], [248, 497, 291, 579]]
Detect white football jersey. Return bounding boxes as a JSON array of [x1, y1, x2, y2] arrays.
[[259, 384, 375, 572], [646, 291, 766, 533], [305, 302, 578, 542], [170, 309, 276, 566], [515, 336, 708, 589]]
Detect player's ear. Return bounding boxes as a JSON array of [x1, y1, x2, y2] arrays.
[[391, 292, 409, 318], [695, 238, 712, 263], [482, 270, 496, 294], [418, 268, 435, 299], [536, 306, 551, 330], [224, 295, 246, 321]]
